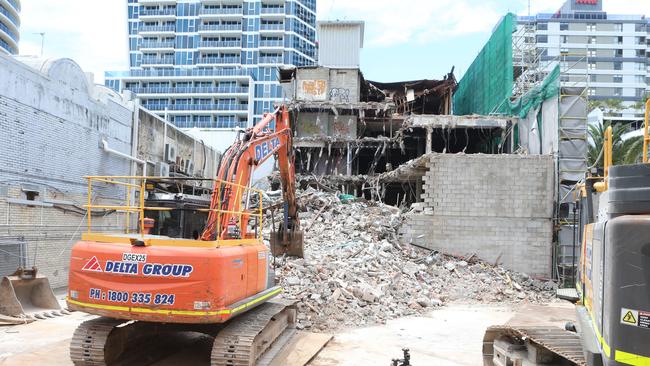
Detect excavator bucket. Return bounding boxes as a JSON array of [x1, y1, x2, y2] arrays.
[[270, 229, 304, 258], [0, 267, 61, 322]]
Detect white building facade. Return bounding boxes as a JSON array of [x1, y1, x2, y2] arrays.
[[105, 0, 317, 151], [0, 0, 19, 55], [517, 0, 649, 125]]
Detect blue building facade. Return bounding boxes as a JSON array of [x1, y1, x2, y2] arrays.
[[106, 0, 316, 130], [0, 0, 20, 55]]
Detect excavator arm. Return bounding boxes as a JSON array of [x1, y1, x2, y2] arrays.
[[201, 106, 304, 257]]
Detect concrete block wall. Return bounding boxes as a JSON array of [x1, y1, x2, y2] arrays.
[[400, 154, 555, 277]]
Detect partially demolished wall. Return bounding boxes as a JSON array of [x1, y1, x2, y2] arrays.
[[400, 154, 554, 277]]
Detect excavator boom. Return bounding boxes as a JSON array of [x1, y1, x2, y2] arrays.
[[201, 106, 303, 256]]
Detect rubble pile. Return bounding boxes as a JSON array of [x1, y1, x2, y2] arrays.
[[267, 189, 557, 332]]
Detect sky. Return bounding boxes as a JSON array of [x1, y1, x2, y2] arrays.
[[17, 0, 650, 84]]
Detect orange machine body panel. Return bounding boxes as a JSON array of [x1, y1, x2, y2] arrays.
[[67, 238, 271, 324]]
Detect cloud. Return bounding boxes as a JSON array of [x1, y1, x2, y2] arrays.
[[18, 0, 128, 83], [318, 0, 503, 47], [318, 0, 650, 48]]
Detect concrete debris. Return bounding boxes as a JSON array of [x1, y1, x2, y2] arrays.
[[267, 188, 557, 332]]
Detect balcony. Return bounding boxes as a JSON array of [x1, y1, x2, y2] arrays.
[[199, 7, 243, 16], [197, 56, 241, 65], [0, 20, 18, 42], [141, 56, 175, 65], [260, 23, 284, 32], [128, 86, 249, 95], [259, 56, 283, 64], [259, 40, 283, 48], [145, 104, 249, 112], [261, 7, 285, 15], [139, 25, 175, 33], [106, 68, 252, 79], [198, 40, 241, 49], [198, 24, 242, 33], [140, 8, 176, 17], [6, 0, 19, 11], [0, 5, 19, 26], [140, 41, 175, 49]]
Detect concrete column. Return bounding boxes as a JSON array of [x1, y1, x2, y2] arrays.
[[346, 143, 352, 176], [426, 127, 433, 154]]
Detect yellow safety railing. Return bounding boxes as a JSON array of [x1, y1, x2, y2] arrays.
[[83, 176, 264, 244], [643, 99, 650, 164], [604, 125, 613, 190]]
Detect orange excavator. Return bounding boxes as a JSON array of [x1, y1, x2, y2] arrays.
[[66, 106, 304, 365]]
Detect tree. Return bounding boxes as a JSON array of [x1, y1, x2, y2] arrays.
[[632, 95, 650, 111], [588, 121, 645, 168], [588, 98, 625, 114]]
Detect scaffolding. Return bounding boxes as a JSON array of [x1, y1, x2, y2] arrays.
[[555, 50, 590, 287], [511, 21, 545, 100]]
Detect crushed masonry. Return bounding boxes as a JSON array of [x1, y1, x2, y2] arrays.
[[264, 188, 558, 332]]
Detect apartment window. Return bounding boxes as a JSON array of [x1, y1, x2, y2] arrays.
[[537, 22, 548, 31], [613, 75, 623, 83], [560, 23, 569, 31], [637, 62, 646, 70], [636, 24, 647, 32], [587, 23, 597, 32], [617, 36, 623, 45], [561, 35, 568, 44], [536, 35, 548, 43], [615, 49, 623, 57], [590, 74, 597, 83], [636, 89, 646, 97], [614, 88, 622, 97], [588, 36, 597, 44], [636, 49, 646, 57], [638, 37, 647, 45], [615, 23, 623, 32], [588, 49, 597, 58], [588, 88, 596, 96], [636, 75, 646, 84], [614, 61, 622, 70], [588, 62, 597, 70]]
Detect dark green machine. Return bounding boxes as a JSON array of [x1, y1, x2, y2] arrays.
[[576, 163, 650, 366]]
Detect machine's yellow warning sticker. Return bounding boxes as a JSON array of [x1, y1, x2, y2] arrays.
[[621, 308, 650, 329], [623, 310, 637, 325]]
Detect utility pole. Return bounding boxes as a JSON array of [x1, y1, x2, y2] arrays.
[[33, 32, 45, 57]]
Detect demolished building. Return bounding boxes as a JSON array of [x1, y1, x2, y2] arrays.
[[279, 66, 518, 207]]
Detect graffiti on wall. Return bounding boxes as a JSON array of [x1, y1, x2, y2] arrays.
[[298, 80, 328, 101], [329, 88, 351, 103]]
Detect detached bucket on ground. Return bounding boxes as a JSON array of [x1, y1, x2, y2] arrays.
[[0, 267, 61, 324]]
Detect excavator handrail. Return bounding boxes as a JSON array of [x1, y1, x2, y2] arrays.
[[83, 176, 264, 245], [643, 99, 650, 164]]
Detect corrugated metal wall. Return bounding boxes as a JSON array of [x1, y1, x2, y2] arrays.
[[318, 24, 362, 68]]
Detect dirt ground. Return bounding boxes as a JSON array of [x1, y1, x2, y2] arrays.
[[0, 291, 575, 366]]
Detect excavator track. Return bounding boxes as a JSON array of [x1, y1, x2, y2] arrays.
[[69, 317, 129, 366], [483, 326, 586, 366], [211, 301, 296, 366]]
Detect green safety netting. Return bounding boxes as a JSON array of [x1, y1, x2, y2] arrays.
[[508, 65, 560, 119], [453, 13, 516, 116]]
